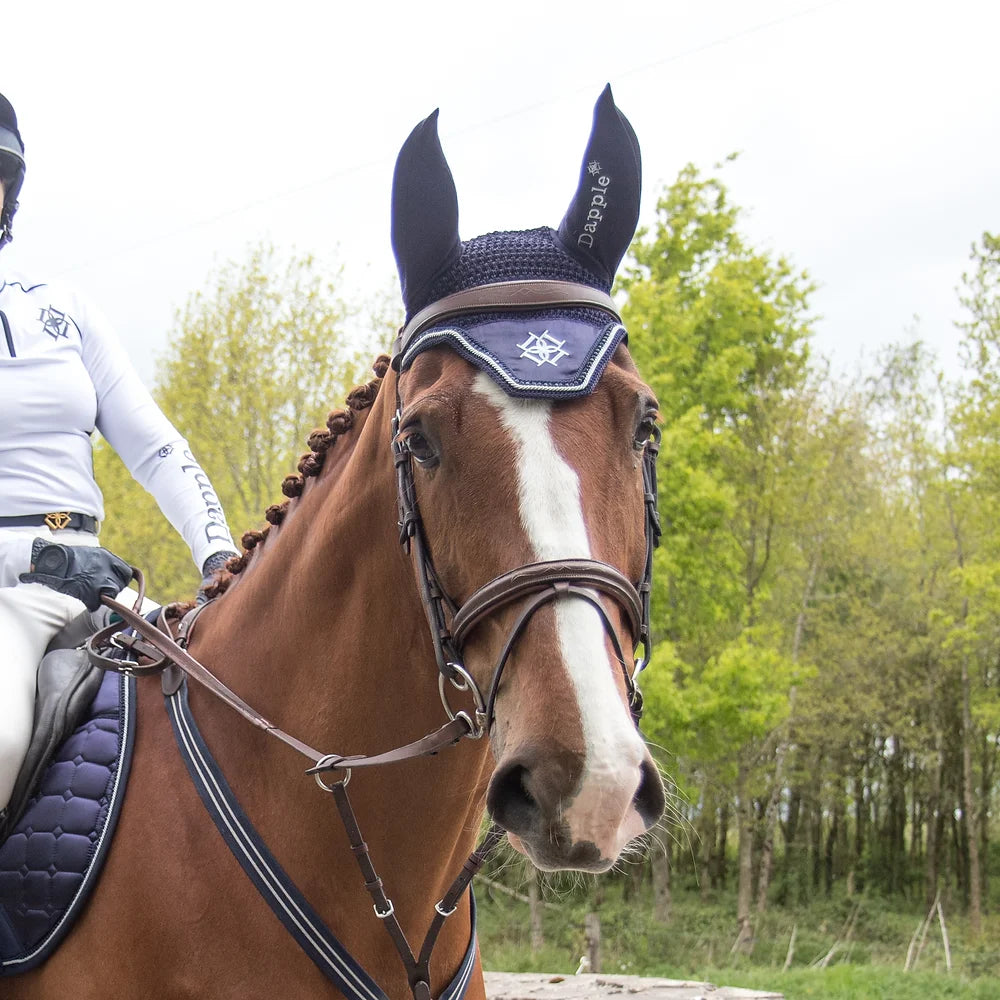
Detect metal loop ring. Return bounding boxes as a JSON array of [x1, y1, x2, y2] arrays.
[[438, 663, 486, 738], [312, 754, 352, 792], [435, 900, 458, 917], [374, 899, 395, 919], [453, 710, 486, 741]]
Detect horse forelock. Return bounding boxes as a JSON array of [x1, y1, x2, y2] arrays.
[[203, 354, 392, 599]]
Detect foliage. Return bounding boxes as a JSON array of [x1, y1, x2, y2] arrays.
[[603, 160, 1000, 932], [88, 169, 1000, 953], [95, 242, 391, 599]]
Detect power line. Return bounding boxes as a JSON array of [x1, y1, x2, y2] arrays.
[[56, 0, 846, 279]]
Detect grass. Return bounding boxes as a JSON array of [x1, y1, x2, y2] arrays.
[[476, 882, 1000, 1000]]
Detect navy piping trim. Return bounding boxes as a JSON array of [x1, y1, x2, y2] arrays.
[[1, 675, 136, 973], [167, 680, 479, 1000], [440, 893, 479, 1000], [167, 681, 387, 1000], [400, 323, 626, 397]]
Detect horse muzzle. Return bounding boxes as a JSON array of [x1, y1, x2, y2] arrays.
[[486, 743, 665, 872]]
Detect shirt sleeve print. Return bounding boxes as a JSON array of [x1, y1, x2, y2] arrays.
[[77, 291, 237, 568]]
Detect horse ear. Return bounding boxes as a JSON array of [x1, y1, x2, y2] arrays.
[[391, 110, 462, 316], [556, 85, 641, 286]]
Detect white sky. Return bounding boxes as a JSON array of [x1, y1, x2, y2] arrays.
[[4, 0, 997, 385]]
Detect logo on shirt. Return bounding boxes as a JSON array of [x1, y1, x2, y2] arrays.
[[38, 306, 71, 341]]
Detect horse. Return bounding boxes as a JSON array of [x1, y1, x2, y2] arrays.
[[6, 85, 665, 1000]]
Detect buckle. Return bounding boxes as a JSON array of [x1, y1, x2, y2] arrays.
[[44, 511, 72, 531]]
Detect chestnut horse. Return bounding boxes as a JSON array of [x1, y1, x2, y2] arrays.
[[8, 86, 664, 1000]]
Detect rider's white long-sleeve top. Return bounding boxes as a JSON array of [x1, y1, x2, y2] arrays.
[[0, 272, 236, 579]]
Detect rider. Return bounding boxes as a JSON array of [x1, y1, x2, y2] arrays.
[[0, 90, 239, 815]]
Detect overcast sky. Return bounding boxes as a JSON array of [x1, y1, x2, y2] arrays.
[[4, 0, 997, 385]]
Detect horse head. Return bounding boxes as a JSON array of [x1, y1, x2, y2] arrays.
[[390, 86, 665, 873]]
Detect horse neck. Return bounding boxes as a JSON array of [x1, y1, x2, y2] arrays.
[[184, 376, 492, 949]]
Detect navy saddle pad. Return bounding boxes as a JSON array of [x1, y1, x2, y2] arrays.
[[0, 671, 135, 975]]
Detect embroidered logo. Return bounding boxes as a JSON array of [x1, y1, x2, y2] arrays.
[[577, 172, 611, 250], [39, 306, 71, 341], [518, 331, 569, 367], [157, 445, 174, 458]]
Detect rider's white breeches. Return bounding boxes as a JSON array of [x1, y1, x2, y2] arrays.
[[0, 527, 99, 811]]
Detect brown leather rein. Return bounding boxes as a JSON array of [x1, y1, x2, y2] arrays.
[[87, 588, 498, 1000], [87, 595, 473, 772]]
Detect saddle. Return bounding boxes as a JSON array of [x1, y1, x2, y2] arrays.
[[0, 609, 110, 843], [0, 609, 139, 976]]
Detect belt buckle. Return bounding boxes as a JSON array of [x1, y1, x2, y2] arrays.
[[44, 511, 72, 531]]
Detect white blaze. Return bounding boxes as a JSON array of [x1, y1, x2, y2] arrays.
[[473, 374, 645, 853]]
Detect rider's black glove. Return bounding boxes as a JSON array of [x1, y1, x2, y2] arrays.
[[20, 542, 133, 612], [197, 550, 238, 605]]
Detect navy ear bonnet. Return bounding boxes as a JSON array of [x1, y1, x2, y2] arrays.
[[391, 86, 640, 399]]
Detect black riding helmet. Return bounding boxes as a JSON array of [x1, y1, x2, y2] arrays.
[[0, 92, 25, 248]]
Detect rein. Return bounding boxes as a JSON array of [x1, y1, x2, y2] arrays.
[[89, 593, 497, 1000]]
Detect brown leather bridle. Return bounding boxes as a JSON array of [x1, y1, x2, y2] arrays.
[[393, 418, 660, 737], [391, 279, 661, 738]]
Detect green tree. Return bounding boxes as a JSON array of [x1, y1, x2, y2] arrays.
[[937, 232, 1000, 933], [620, 159, 815, 947], [95, 242, 392, 599]]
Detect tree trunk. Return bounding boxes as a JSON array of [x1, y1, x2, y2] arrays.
[[944, 486, 981, 933], [584, 913, 601, 974], [526, 863, 544, 953], [756, 804, 777, 913], [825, 789, 845, 896], [699, 790, 716, 902], [810, 791, 823, 893], [733, 762, 754, 954], [961, 653, 982, 935], [980, 734, 994, 910], [717, 800, 730, 890], [853, 758, 867, 893], [781, 786, 803, 905], [925, 737, 943, 908], [651, 817, 672, 923]]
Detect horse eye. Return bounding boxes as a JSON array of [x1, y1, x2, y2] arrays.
[[634, 412, 658, 450], [404, 429, 438, 467]]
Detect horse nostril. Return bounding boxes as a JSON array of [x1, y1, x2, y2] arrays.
[[634, 758, 666, 828], [486, 762, 540, 836]]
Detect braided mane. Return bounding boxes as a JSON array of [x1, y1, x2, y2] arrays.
[[200, 354, 391, 602]]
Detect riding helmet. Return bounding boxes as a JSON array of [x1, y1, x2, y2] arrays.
[[0, 92, 25, 248]]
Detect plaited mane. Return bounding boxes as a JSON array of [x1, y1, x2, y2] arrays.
[[197, 354, 391, 603]]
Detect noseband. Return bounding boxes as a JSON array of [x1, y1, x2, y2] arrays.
[[392, 280, 661, 737]]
